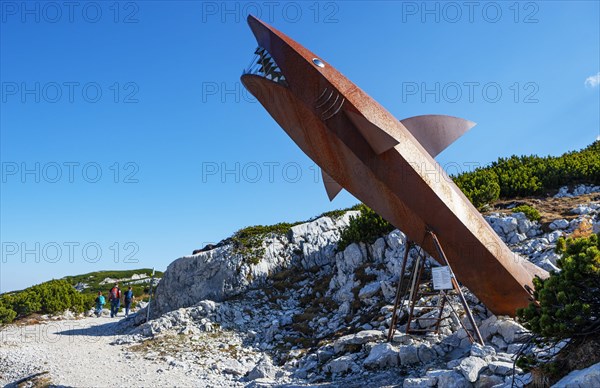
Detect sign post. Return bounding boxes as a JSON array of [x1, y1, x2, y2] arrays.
[[146, 268, 155, 323]]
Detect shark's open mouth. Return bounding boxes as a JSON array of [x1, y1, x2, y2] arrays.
[[243, 46, 288, 86]]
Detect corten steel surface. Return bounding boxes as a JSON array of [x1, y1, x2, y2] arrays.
[[240, 15, 548, 316]]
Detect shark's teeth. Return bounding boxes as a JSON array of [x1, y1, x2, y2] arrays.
[[243, 46, 288, 86]]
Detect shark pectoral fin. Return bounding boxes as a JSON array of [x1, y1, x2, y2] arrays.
[[400, 115, 476, 157], [322, 170, 343, 201], [345, 110, 400, 155]]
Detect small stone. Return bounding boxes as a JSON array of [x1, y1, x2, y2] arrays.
[[436, 370, 471, 388], [399, 344, 420, 365], [549, 219, 569, 230], [491, 335, 507, 350], [572, 205, 593, 215], [417, 344, 436, 363], [402, 377, 437, 387], [475, 374, 504, 387], [358, 281, 381, 299], [325, 355, 354, 374], [246, 357, 277, 380], [317, 349, 335, 364], [470, 343, 496, 358], [333, 330, 385, 353], [497, 319, 526, 343], [459, 356, 487, 382], [506, 343, 524, 354], [489, 361, 517, 376], [363, 342, 399, 369]]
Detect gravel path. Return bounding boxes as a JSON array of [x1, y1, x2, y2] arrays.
[[0, 314, 243, 387]]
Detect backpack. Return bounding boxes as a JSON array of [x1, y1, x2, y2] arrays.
[[110, 287, 120, 300], [125, 290, 133, 302]]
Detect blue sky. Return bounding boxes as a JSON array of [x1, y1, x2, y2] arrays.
[[1, 1, 599, 292]]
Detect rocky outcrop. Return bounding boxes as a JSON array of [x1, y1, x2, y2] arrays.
[[152, 212, 358, 316]]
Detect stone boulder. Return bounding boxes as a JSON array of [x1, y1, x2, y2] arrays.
[[497, 318, 526, 343], [459, 356, 487, 382], [363, 342, 399, 369], [333, 330, 385, 353], [325, 355, 355, 374], [554, 362, 600, 387], [246, 357, 277, 380]]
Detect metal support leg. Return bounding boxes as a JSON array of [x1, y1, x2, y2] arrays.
[[428, 230, 485, 346], [387, 240, 412, 342]]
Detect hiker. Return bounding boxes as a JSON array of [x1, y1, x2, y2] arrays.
[[124, 286, 134, 317], [94, 291, 105, 317], [108, 283, 121, 318]]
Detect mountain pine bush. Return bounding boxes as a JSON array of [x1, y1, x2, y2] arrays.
[[337, 204, 395, 252], [517, 234, 600, 338], [454, 141, 600, 208], [0, 279, 95, 324], [512, 204, 541, 221], [516, 234, 600, 381]]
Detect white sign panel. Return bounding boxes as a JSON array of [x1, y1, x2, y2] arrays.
[[432, 266, 453, 290]]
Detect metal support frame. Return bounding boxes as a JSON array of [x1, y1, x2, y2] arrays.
[[387, 231, 485, 346]]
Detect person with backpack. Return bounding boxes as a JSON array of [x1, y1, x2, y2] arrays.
[[94, 291, 105, 317], [124, 286, 134, 317], [108, 283, 121, 318]]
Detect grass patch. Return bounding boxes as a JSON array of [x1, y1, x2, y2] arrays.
[[232, 223, 300, 265], [512, 204, 541, 221]]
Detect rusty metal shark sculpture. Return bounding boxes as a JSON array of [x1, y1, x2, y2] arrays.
[[240, 15, 548, 316]]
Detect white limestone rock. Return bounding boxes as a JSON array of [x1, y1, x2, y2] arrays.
[[497, 318, 527, 343], [399, 344, 420, 365], [363, 342, 399, 369], [333, 330, 385, 353], [470, 342, 496, 358], [358, 281, 381, 299], [459, 356, 487, 382], [325, 355, 355, 374], [550, 219, 569, 230], [246, 357, 277, 380], [434, 370, 471, 388], [553, 361, 600, 387], [402, 377, 437, 387], [488, 360, 517, 376]]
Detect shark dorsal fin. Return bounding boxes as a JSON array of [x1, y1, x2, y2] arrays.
[[322, 170, 343, 201], [400, 115, 476, 157]]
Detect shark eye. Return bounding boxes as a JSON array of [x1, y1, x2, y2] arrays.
[[312, 58, 325, 68]]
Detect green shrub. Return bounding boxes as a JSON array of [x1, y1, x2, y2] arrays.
[[7, 290, 42, 316], [0, 304, 16, 324], [555, 237, 567, 253], [453, 141, 600, 208], [337, 204, 394, 252], [512, 204, 541, 221], [454, 169, 501, 209], [0, 279, 91, 324], [30, 280, 83, 314], [518, 234, 599, 338], [232, 222, 299, 265], [516, 234, 600, 379], [0, 270, 160, 325]]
